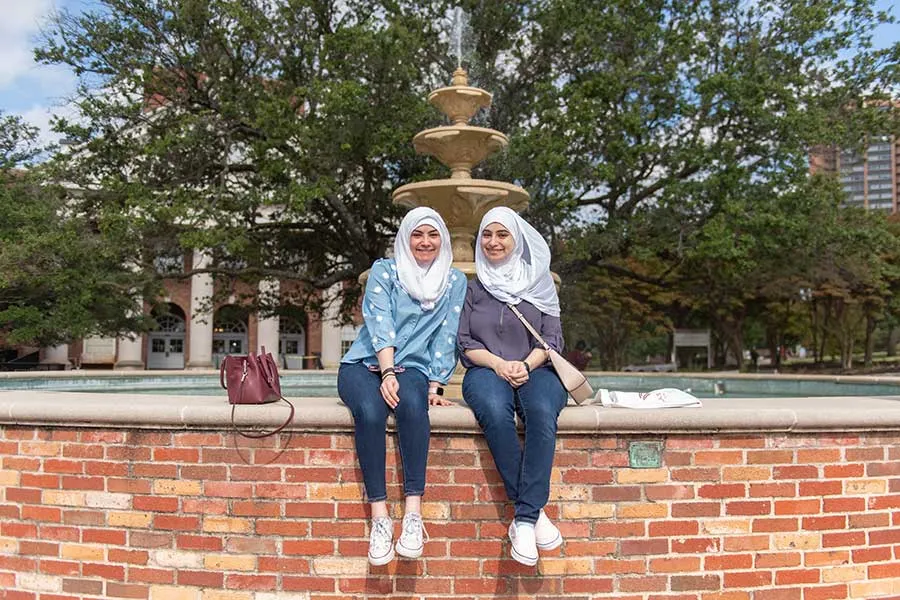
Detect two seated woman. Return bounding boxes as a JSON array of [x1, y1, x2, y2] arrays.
[[338, 206, 568, 567]]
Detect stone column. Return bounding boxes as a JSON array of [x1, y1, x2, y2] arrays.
[[114, 335, 144, 370], [257, 279, 280, 364], [319, 283, 343, 369], [115, 295, 145, 370], [186, 249, 214, 369], [41, 345, 71, 369]]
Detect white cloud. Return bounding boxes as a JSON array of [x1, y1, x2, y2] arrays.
[[0, 0, 79, 146], [0, 0, 54, 88]]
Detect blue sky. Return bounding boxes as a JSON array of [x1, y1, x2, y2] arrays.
[[1, 0, 898, 145]]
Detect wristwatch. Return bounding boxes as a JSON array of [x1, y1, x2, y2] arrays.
[[522, 361, 531, 373], [430, 386, 444, 396]]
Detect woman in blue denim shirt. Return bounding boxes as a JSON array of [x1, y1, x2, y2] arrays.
[[338, 207, 466, 566]]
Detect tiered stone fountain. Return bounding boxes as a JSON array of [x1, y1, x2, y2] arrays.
[[391, 67, 529, 397], [392, 67, 529, 275]]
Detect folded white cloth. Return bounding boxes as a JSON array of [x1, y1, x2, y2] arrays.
[[596, 388, 702, 409]]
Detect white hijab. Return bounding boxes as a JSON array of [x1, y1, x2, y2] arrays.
[[475, 206, 560, 317], [394, 207, 453, 311]]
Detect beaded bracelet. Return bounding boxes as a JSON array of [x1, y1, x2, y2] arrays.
[[381, 367, 396, 380]]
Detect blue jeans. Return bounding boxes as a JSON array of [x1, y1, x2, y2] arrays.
[[463, 366, 568, 524], [337, 362, 430, 502]]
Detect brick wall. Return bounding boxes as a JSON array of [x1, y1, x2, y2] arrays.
[[1, 427, 899, 599]]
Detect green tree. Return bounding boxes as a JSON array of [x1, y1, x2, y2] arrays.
[[0, 113, 155, 347]]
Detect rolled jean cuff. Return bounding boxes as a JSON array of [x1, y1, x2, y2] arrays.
[[404, 489, 424, 498], [366, 493, 388, 502]]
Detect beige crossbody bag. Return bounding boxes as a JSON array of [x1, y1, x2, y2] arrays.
[[507, 303, 594, 405]]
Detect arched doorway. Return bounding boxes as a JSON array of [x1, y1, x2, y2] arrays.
[[279, 316, 306, 369], [213, 305, 249, 367], [147, 304, 186, 369]]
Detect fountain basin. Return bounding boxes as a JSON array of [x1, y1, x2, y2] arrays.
[[428, 85, 492, 125], [412, 126, 508, 177]]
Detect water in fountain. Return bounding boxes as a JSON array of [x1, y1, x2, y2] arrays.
[[450, 7, 472, 68]]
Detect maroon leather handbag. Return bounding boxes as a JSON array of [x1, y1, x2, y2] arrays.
[[220, 347, 295, 438]]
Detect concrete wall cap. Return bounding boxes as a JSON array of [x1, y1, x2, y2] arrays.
[[2, 391, 900, 433]]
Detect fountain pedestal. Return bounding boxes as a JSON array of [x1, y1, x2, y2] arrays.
[[392, 67, 529, 398]]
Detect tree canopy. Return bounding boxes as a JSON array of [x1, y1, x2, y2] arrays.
[[12, 0, 900, 360], [0, 113, 155, 346]]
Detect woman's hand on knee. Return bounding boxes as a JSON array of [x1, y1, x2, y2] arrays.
[[380, 376, 400, 408]]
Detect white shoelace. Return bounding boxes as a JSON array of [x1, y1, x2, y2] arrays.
[[370, 517, 393, 555]]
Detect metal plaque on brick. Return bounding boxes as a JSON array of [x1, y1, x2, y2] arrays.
[[628, 441, 663, 468]]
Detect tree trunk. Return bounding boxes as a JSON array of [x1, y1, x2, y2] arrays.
[[888, 327, 899, 357], [864, 315, 876, 368]]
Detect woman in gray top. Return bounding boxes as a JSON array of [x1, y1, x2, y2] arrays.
[[457, 207, 568, 567]]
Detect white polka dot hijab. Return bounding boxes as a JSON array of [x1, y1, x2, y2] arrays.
[[475, 206, 561, 317], [394, 206, 453, 311]]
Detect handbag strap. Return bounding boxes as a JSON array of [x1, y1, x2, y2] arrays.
[[231, 395, 296, 439], [507, 303, 551, 352]]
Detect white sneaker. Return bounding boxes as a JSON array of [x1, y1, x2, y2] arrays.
[[508, 521, 538, 566], [535, 509, 563, 550], [368, 516, 395, 566], [395, 512, 427, 559]]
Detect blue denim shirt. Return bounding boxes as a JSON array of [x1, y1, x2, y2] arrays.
[[341, 258, 468, 384]]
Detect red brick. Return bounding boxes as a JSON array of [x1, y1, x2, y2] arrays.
[[773, 465, 818, 479], [798, 481, 843, 496], [593, 485, 642, 501], [648, 520, 699, 537], [823, 497, 865, 513], [177, 570, 223, 587], [43, 460, 83, 474], [82, 563, 124, 580], [823, 464, 863, 478], [846, 447, 883, 461], [750, 482, 797, 497], [671, 467, 721, 482], [723, 570, 772, 587], [671, 574, 721, 591], [672, 502, 721, 517], [727, 501, 771, 516], [152, 515, 200, 531], [62, 579, 103, 595], [748, 451, 794, 465], [753, 518, 799, 532], [706, 554, 753, 570], [620, 539, 669, 555], [83, 529, 126, 545], [105, 582, 148, 599], [822, 531, 865, 547], [699, 484, 746, 499], [852, 546, 892, 562], [6, 487, 41, 503], [618, 575, 667, 592], [803, 584, 847, 600], [775, 568, 821, 585], [803, 515, 846, 531], [671, 537, 720, 553], [61, 476, 104, 490], [756, 552, 801, 568], [127, 567, 174, 584], [869, 563, 900, 578], [130, 532, 174, 549], [283, 540, 335, 555], [225, 575, 277, 590], [19, 541, 58, 556], [132, 496, 178, 512], [775, 499, 821, 515]]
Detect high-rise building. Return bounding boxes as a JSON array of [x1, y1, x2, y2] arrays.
[[810, 134, 899, 212]]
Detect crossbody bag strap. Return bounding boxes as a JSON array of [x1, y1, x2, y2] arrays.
[[507, 303, 552, 351]]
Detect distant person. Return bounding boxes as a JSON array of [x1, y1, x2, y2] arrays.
[[457, 207, 568, 567], [565, 340, 592, 371], [338, 207, 466, 566]]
